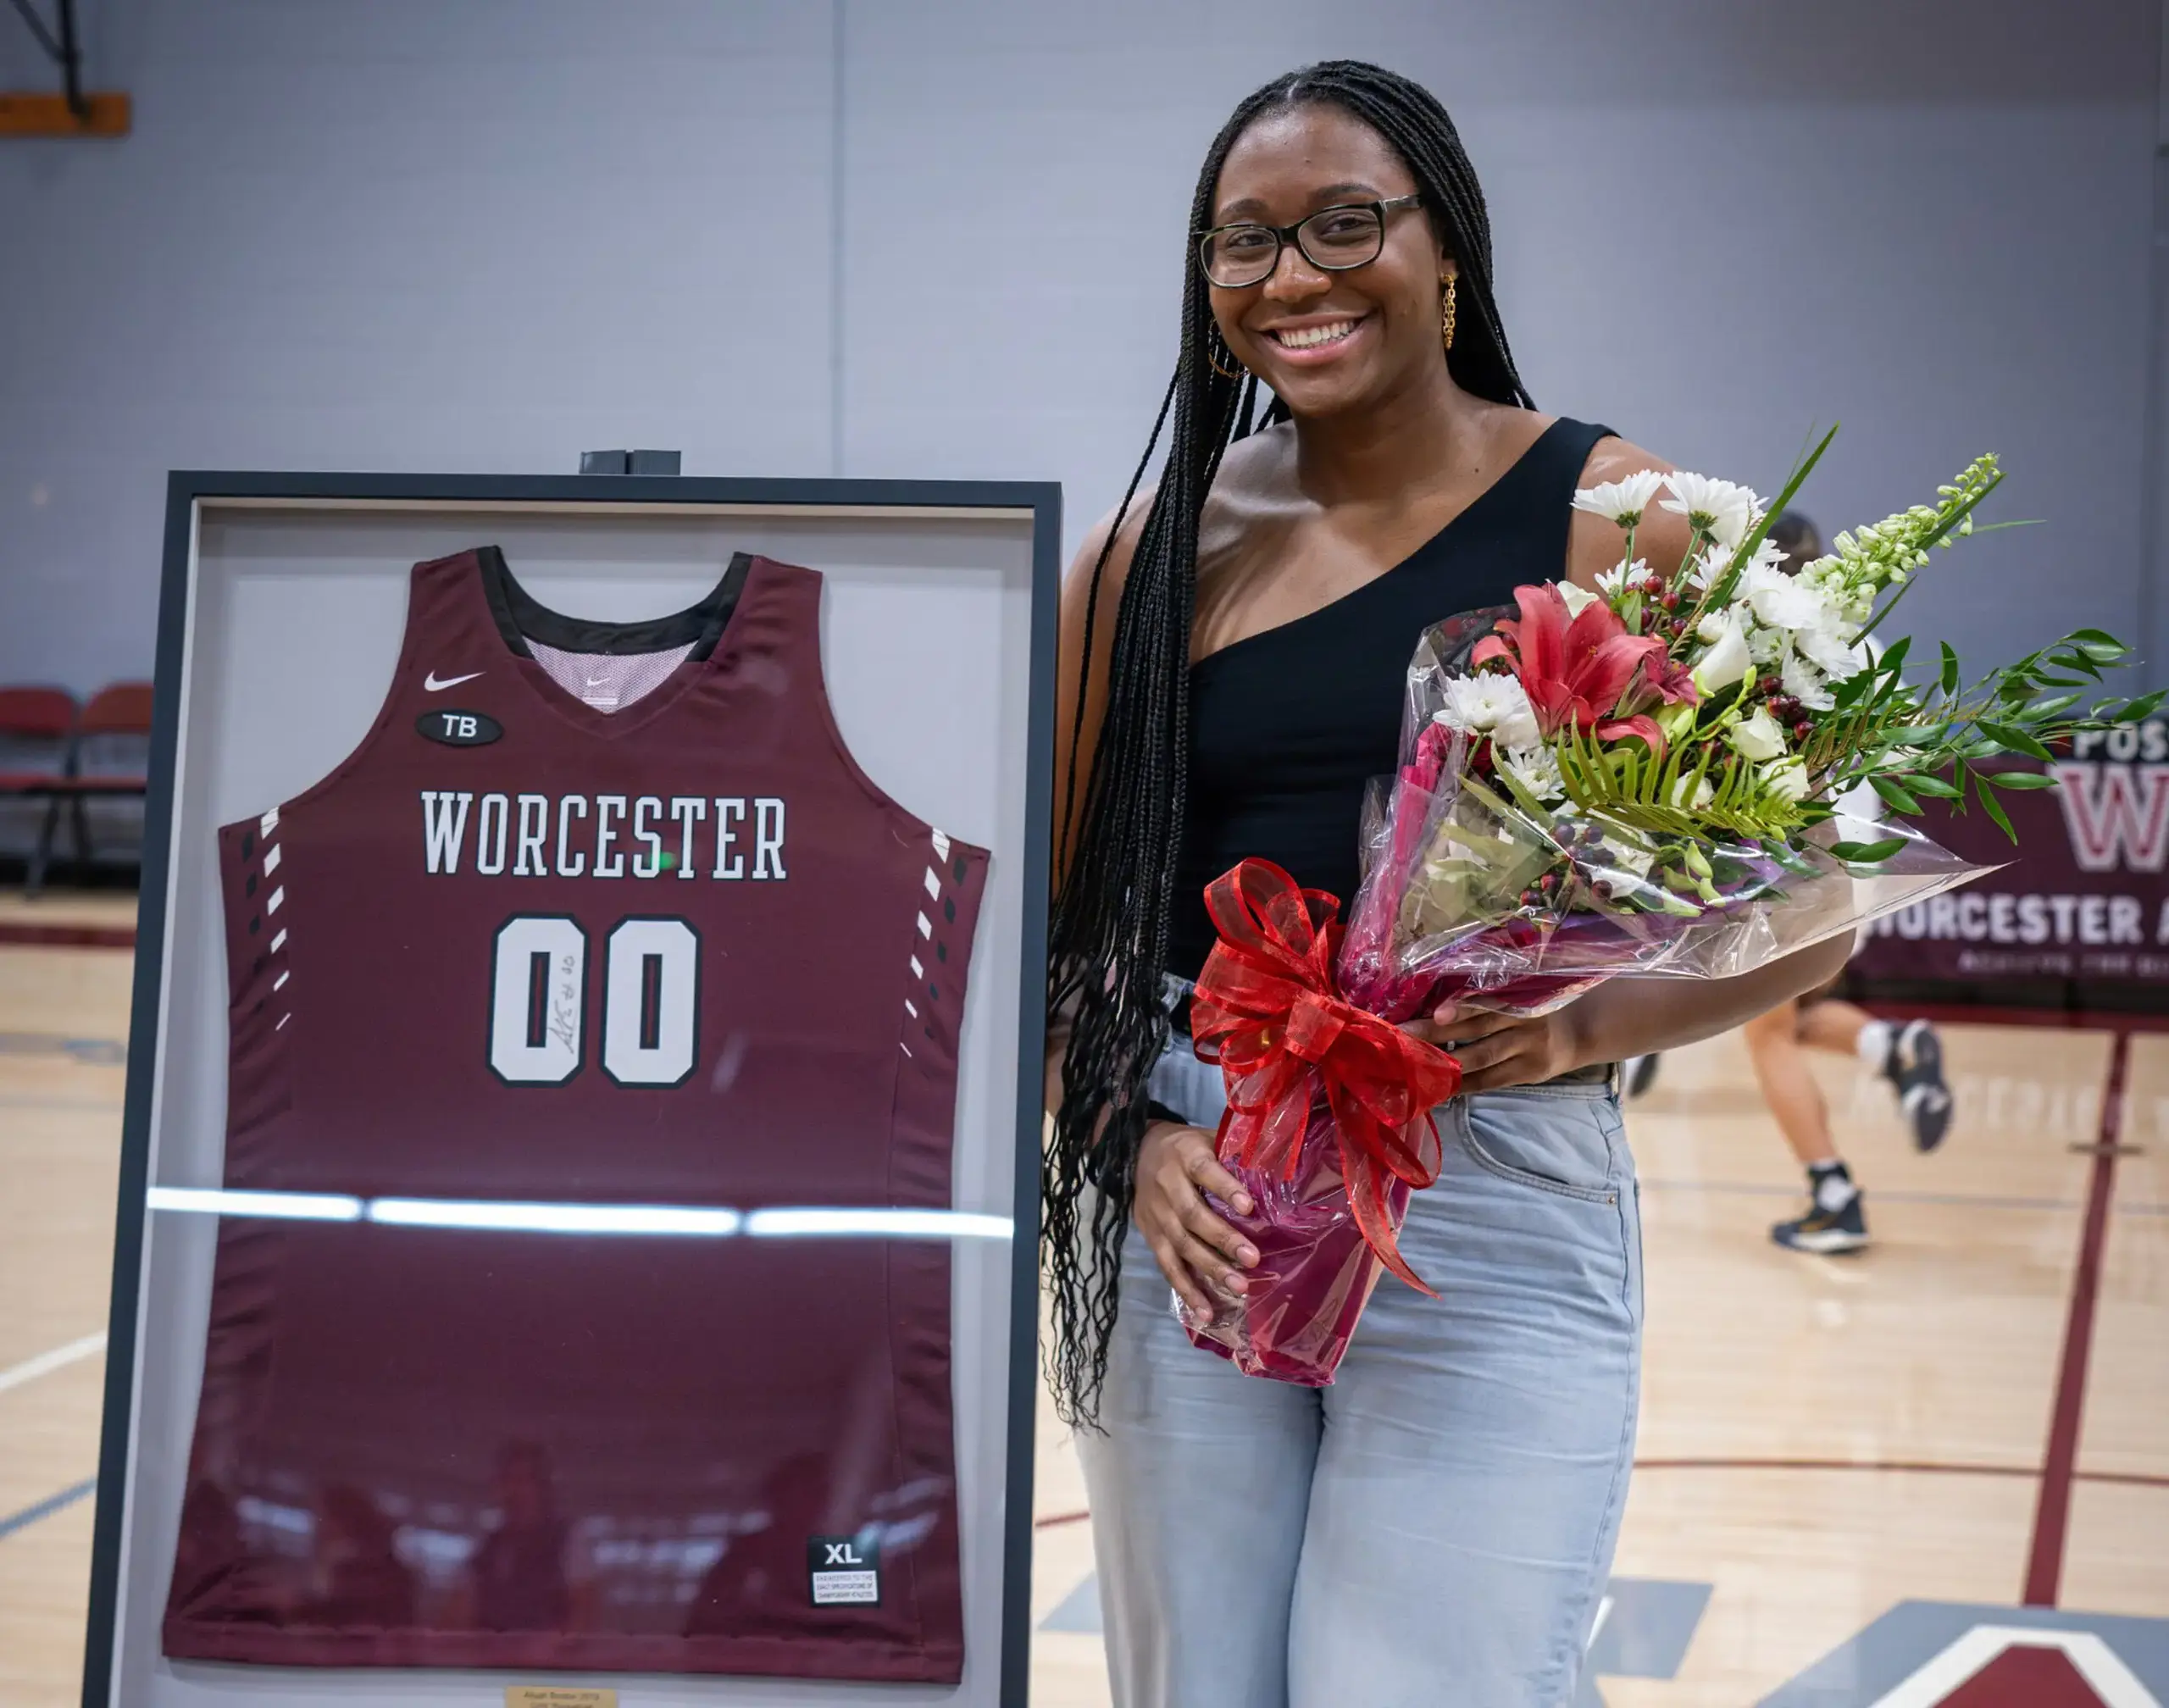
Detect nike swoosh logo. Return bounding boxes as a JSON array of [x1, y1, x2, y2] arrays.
[[424, 670, 484, 692]]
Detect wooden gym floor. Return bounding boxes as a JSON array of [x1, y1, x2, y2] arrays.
[[3, 894, 2164, 1705]]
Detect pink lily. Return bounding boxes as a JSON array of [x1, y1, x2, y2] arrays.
[[1637, 648, 1699, 707], [1472, 582, 1684, 751]]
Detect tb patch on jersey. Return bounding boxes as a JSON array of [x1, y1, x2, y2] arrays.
[[416, 707, 502, 746]]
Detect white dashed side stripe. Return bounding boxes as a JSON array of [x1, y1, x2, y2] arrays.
[[902, 829, 957, 1054], [260, 807, 280, 837], [267, 886, 286, 915], [270, 929, 286, 954], [263, 844, 281, 875], [273, 971, 289, 992]]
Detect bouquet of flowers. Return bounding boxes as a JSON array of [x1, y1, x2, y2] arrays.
[[1181, 434, 2161, 1385]]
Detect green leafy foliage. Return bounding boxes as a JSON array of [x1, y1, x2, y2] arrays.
[[1549, 446, 2157, 868], [1829, 836, 1906, 864]]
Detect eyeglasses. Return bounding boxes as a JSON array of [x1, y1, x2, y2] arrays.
[[1195, 194, 1424, 289]]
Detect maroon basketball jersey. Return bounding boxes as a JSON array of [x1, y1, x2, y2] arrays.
[[162, 547, 988, 1681]]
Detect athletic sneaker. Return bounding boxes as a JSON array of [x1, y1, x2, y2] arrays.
[[1771, 1192, 1870, 1254], [1883, 1018, 1953, 1152], [1772, 1159, 1869, 1255], [1623, 1053, 1661, 1099]]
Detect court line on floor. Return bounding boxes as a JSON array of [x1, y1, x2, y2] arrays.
[[1639, 1178, 2087, 1213], [0, 1096, 126, 1111], [0, 1478, 97, 1542], [0, 1031, 128, 1060], [1632, 1457, 2169, 1489], [0, 922, 135, 949], [2024, 1027, 2128, 1608], [1634, 1457, 2036, 1481], [1861, 999, 2169, 1036], [0, 1330, 108, 1397], [1029, 1458, 2169, 1538]]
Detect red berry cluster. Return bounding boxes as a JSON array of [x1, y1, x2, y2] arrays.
[[1634, 573, 1693, 643], [1756, 674, 1814, 745], [1516, 866, 1568, 912]]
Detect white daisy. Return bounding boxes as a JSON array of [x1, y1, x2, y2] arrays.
[[1498, 743, 1565, 801], [1573, 470, 1666, 528], [1792, 619, 1866, 683], [1683, 543, 1731, 591], [1595, 557, 1647, 601], [1659, 471, 1762, 552], [1434, 672, 1541, 751], [1732, 535, 1789, 585], [1779, 647, 1834, 712], [1558, 581, 1599, 619], [1740, 559, 1843, 635]]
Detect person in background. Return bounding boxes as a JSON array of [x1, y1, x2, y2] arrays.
[[467, 1439, 581, 1634], [300, 1484, 419, 1631], [1746, 511, 1954, 1253]]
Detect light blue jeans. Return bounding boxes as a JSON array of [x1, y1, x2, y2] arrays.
[[1077, 1038, 1641, 1708]]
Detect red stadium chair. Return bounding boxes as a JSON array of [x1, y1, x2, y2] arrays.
[[0, 687, 76, 792], [31, 680, 154, 896], [69, 681, 154, 785], [0, 687, 79, 894]]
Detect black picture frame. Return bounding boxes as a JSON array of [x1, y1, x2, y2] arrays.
[[82, 470, 1062, 1707]]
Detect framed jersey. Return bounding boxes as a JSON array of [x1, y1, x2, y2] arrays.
[[84, 474, 1060, 1707]]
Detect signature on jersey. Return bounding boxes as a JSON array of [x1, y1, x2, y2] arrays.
[[550, 955, 580, 1055]]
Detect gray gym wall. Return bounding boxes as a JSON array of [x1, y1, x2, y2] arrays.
[[2, 0, 2165, 702]]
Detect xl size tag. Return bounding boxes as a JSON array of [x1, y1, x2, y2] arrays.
[[808, 1533, 880, 1605], [418, 707, 502, 746], [504, 1689, 614, 1708]]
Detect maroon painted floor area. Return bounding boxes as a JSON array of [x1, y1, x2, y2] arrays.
[[1938, 1644, 2109, 1705]]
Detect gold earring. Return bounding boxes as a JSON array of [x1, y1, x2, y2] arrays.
[[1207, 326, 1245, 380], [1441, 274, 1457, 353]]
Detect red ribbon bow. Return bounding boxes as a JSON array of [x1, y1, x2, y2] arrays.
[[1189, 859, 1464, 1295]]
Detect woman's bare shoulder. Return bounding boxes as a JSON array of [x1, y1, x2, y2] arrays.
[[1062, 419, 1297, 621], [1580, 433, 1674, 485], [1200, 421, 1299, 571], [1062, 484, 1156, 629]]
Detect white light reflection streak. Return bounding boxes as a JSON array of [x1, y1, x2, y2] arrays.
[[145, 1190, 1013, 1241], [746, 1208, 1013, 1241], [146, 1186, 362, 1222], [366, 1200, 742, 1236]]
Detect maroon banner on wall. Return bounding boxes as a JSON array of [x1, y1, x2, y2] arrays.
[[1850, 720, 2169, 1008]]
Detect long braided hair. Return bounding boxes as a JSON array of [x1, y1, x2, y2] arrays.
[[1045, 60, 1534, 1424]]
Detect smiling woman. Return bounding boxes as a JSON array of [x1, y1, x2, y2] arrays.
[[1042, 58, 1853, 1708]]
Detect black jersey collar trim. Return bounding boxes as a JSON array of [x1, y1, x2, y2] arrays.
[[474, 546, 752, 660]]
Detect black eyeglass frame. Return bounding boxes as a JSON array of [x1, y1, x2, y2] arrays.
[[1195, 193, 1427, 288]]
